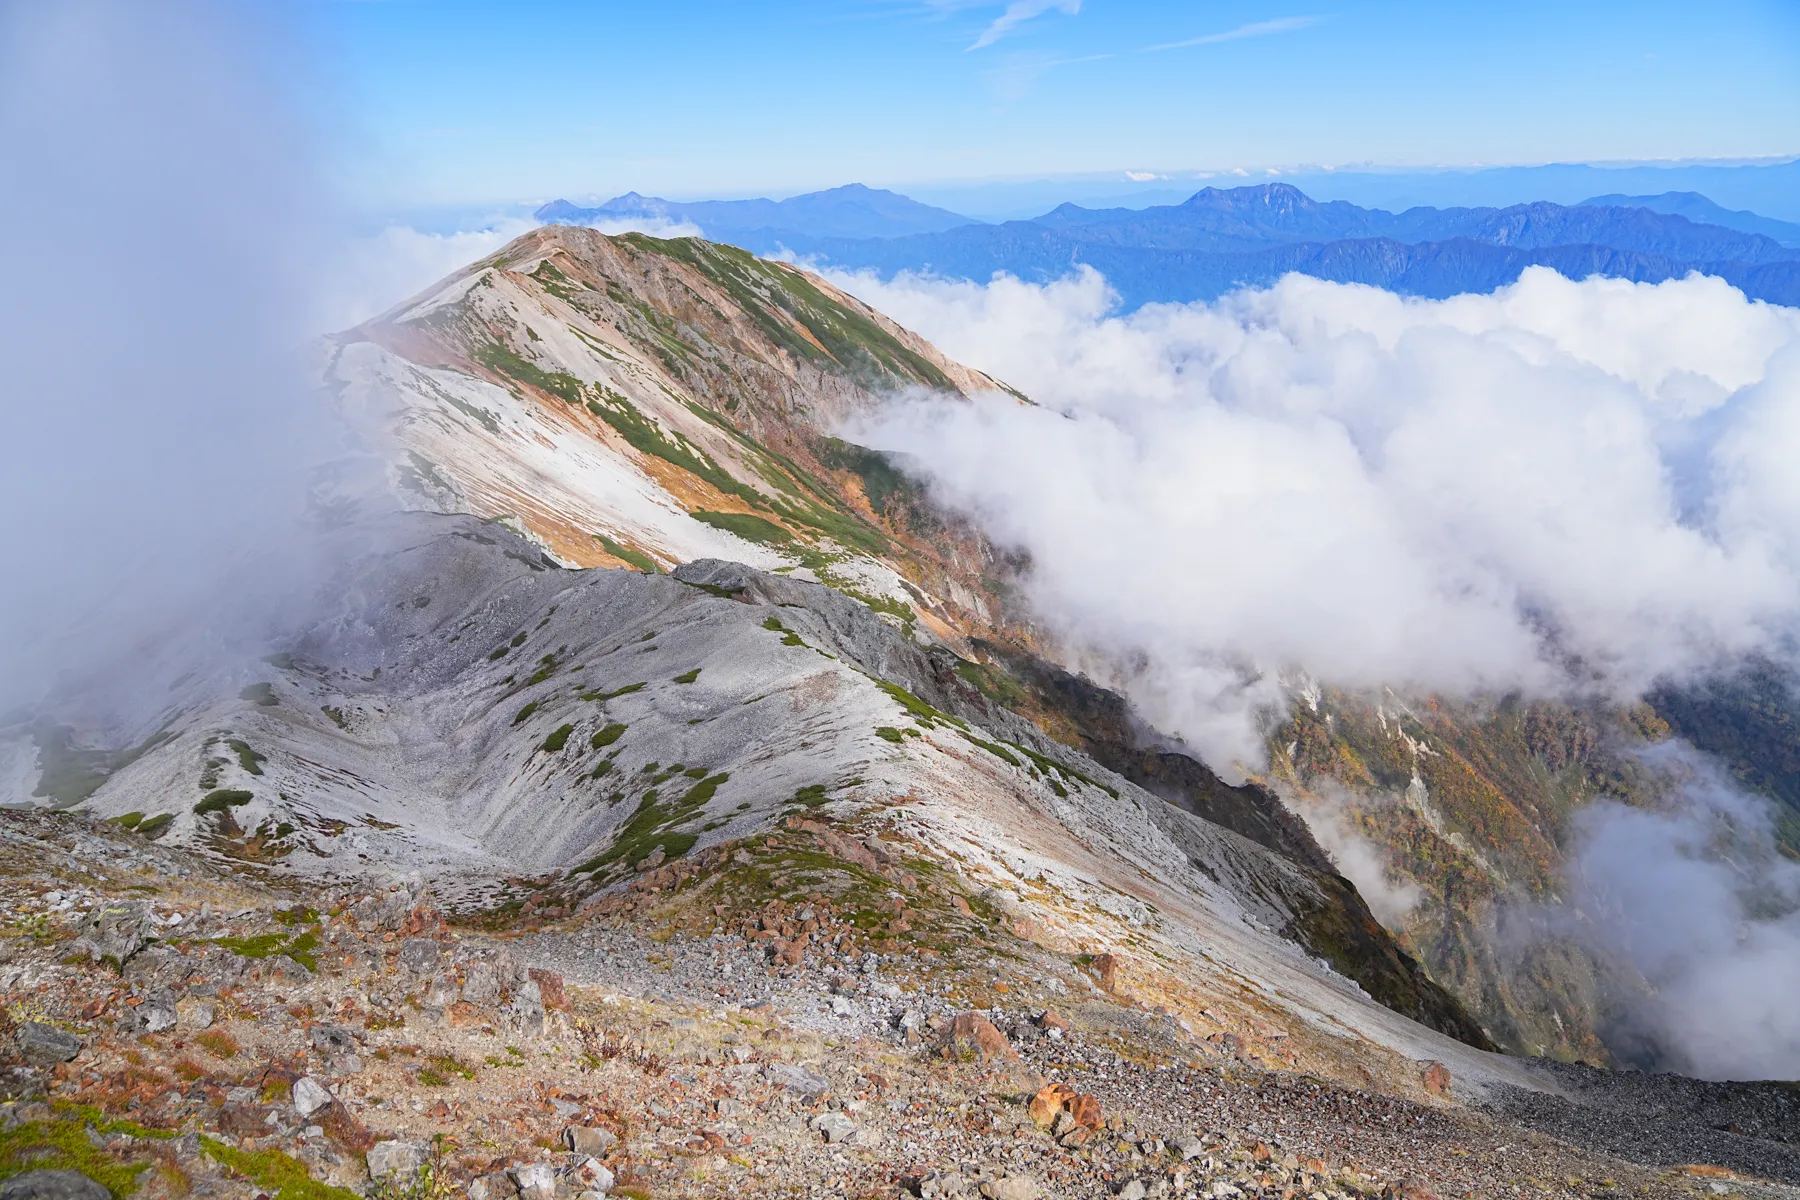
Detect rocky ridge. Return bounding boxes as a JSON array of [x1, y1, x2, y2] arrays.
[[3, 807, 1798, 1200]]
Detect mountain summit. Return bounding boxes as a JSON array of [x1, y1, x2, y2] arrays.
[[535, 182, 977, 240]]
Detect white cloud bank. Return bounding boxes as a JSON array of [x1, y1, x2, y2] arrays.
[[1558, 744, 1800, 1079], [836, 265, 1800, 773]]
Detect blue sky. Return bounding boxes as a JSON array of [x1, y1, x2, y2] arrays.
[[314, 0, 1800, 208]]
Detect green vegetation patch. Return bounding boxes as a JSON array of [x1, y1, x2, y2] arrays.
[[817, 436, 934, 522], [762, 615, 807, 647], [583, 389, 767, 511], [595, 534, 658, 573], [512, 701, 540, 726], [958, 731, 1021, 768], [212, 928, 321, 971], [875, 727, 907, 744], [227, 739, 266, 776], [194, 789, 253, 816], [541, 724, 576, 753], [876, 680, 965, 729], [691, 510, 791, 544], [790, 784, 830, 808], [954, 658, 1032, 710], [0, 1109, 161, 1196], [203, 1136, 360, 1200], [473, 339, 588, 407], [621, 235, 956, 392], [580, 681, 647, 702], [111, 812, 145, 830], [672, 668, 701, 684], [589, 723, 628, 750], [1007, 739, 1118, 799], [576, 771, 731, 874], [136, 813, 174, 839], [680, 403, 890, 556]]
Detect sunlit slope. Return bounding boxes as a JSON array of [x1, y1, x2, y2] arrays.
[[329, 225, 1017, 644]]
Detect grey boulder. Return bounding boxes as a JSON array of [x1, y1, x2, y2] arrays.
[[562, 1125, 617, 1156], [397, 938, 441, 975], [1, 1171, 109, 1200], [292, 1076, 332, 1118], [72, 902, 150, 966], [809, 1111, 855, 1144], [763, 1062, 829, 1094], [365, 1140, 429, 1180], [16, 1022, 81, 1066]]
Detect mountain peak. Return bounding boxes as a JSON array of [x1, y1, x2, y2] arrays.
[[1184, 181, 1318, 210]]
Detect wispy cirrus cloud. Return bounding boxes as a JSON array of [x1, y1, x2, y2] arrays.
[[1145, 15, 1317, 52], [968, 0, 1081, 50]]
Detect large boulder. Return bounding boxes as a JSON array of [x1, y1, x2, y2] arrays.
[[763, 1062, 829, 1095], [460, 960, 500, 1006], [1, 1171, 109, 1200], [503, 978, 543, 1036], [562, 1125, 617, 1156], [15, 1022, 81, 1066], [941, 1013, 1016, 1063], [397, 938, 441, 976], [72, 901, 151, 966], [365, 1140, 429, 1180], [292, 1076, 332, 1118]]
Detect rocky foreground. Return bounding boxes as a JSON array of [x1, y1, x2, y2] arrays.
[[2, 810, 1797, 1200]]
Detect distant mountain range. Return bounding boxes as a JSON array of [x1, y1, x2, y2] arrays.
[[1579, 191, 1800, 247], [1284, 158, 1800, 223], [534, 182, 974, 240], [536, 181, 1800, 310]]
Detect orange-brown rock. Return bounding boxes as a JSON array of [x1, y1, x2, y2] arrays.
[[1066, 1092, 1103, 1130], [1422, 1060, 1451, 1098], [942, 1012, 1017, 1063], [1091, 953, 1118, 992], [1028, 1082, 1075, 1128], [773, 933, 809, 966], [529, 968, 567, 1011], [317, 1101, 373, 1153]]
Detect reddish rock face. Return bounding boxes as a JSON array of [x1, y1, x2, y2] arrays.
[[1028, 1082, 1075, 1128], [1421, 1060, 1452, 1098], [942, 1012, 1017, 1063], [1091, 953, 1118, 992], [527, 968, 567, 1011], [1066, 1092, 1104, 1130]]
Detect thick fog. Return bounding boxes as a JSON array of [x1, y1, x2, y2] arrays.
[[1556, 744, 1800, 1079], [839, 265, 1800, 774], [0, 1, 339, 716]]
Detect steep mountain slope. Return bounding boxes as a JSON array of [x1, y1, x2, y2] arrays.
[[2, 223, 1542, 1105], [535, 183, 977, 239], [1246, 677, 1800, 1072], [0, 512, 1511, 1094], [330, 223, 1017, 646], [18, 221, 1794, 1101]]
